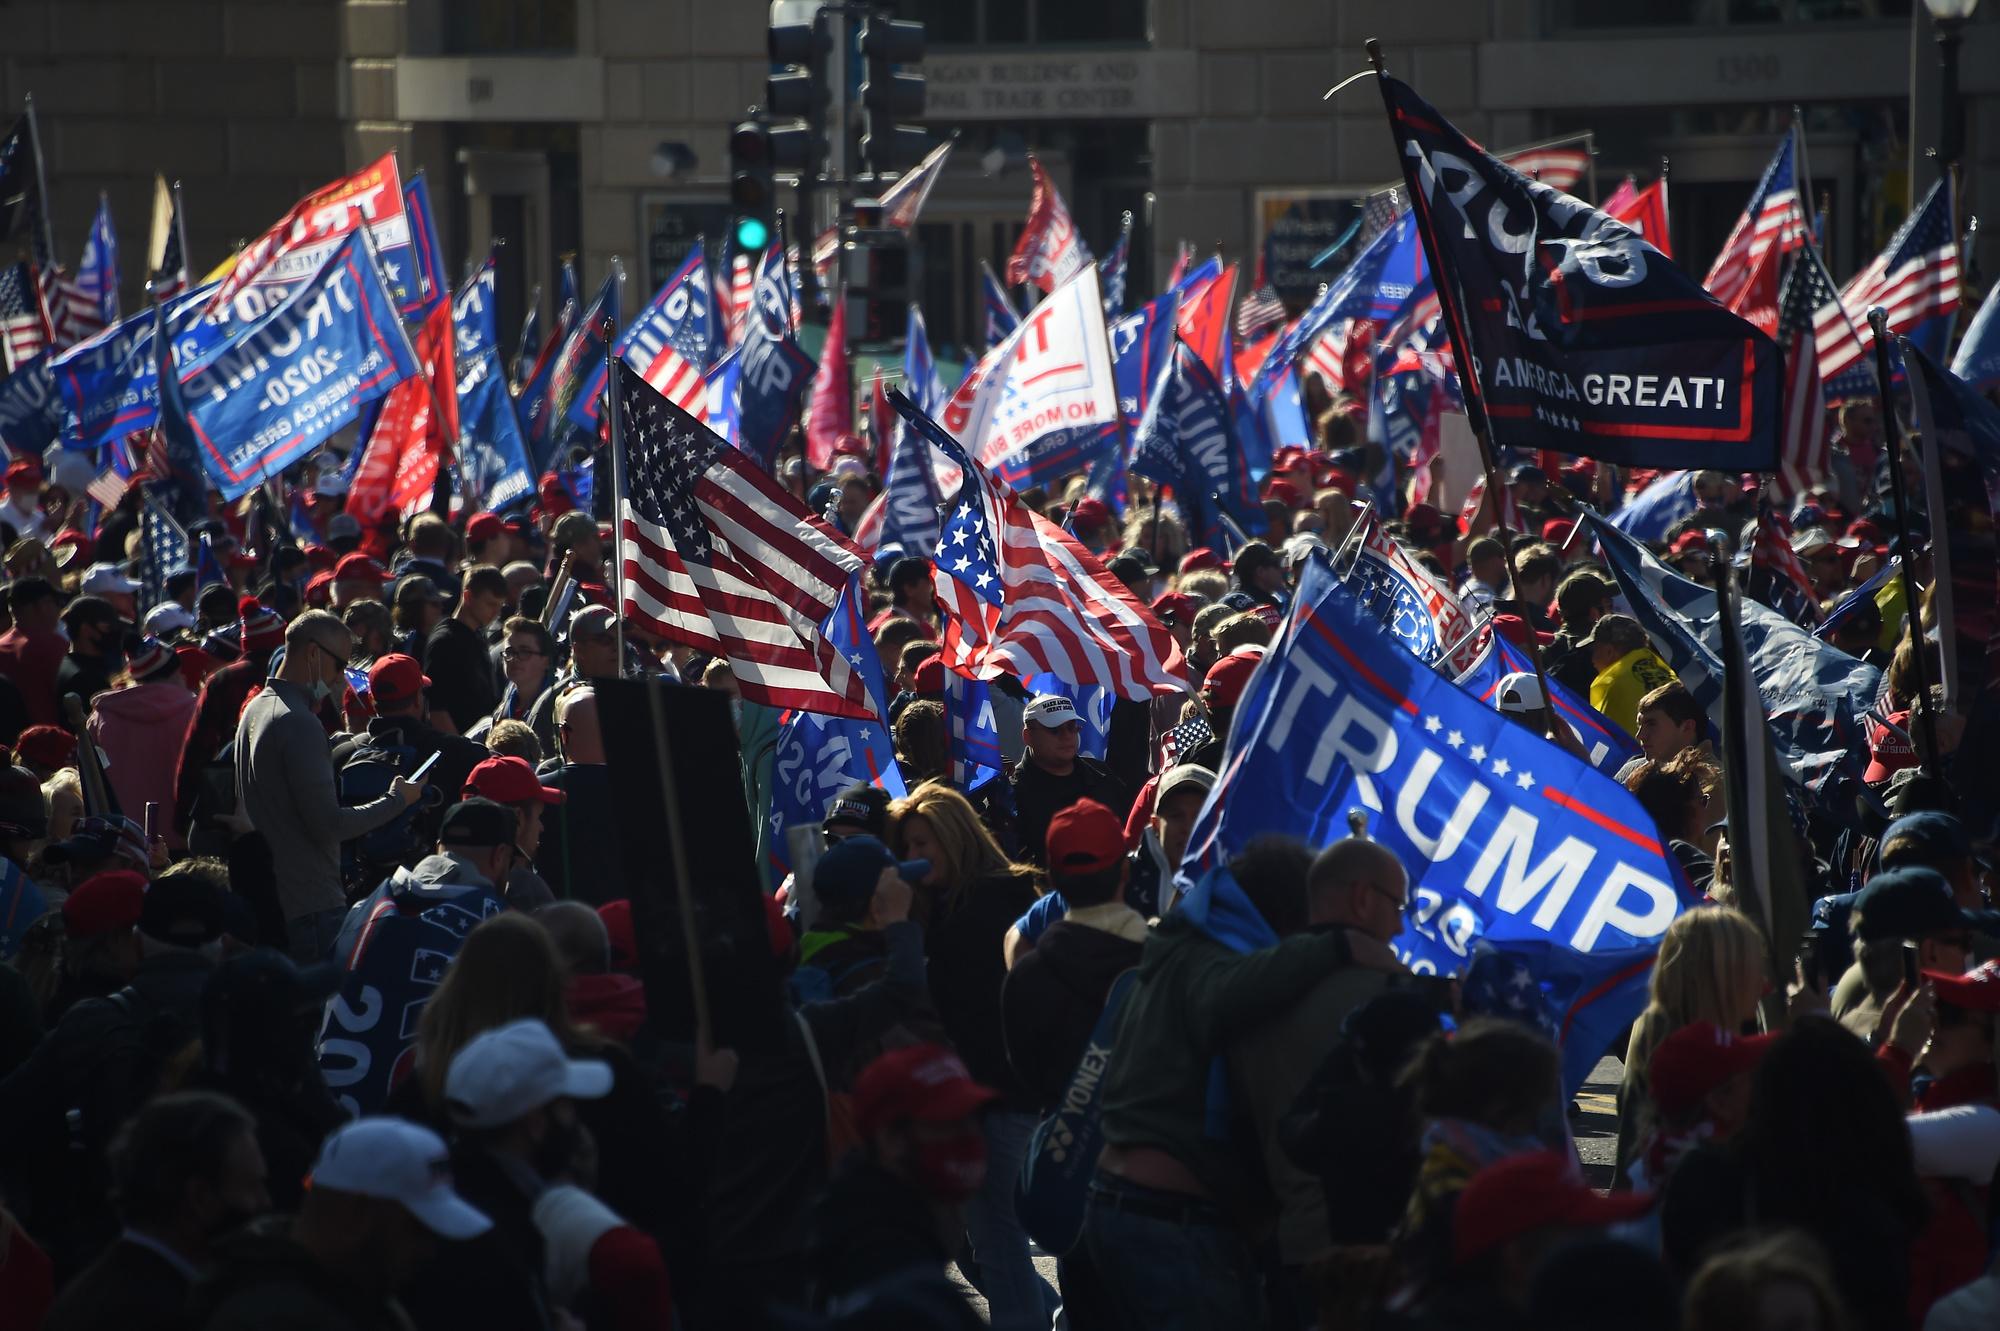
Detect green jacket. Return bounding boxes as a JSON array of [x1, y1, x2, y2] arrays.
[[1097, 913, 1358, 1219]]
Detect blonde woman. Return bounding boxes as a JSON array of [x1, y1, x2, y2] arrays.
[[890, 779, 1047, 1331], [1615, 904, 1767, 1186]]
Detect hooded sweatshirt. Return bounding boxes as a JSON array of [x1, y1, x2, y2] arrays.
[[89, 681, 197, 847]]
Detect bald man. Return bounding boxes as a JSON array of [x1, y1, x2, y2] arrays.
[[1230, 836, 1411, 1291]]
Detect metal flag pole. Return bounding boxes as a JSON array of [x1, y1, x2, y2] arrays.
[[23, 95, 57, 269], [1867, 305, 1941, 770], [604, 316, 629, 671]]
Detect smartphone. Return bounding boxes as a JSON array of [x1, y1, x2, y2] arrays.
[[1902, 939, 1923, 988], [409, 750, 442, 784], [143, 801, 158, 844]]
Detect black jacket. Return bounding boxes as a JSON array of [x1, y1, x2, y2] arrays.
[[1009, 757, 1129, 868], [1001, 916, 1143, 1109], [807, 1155, 965, 1315], [422, 618, 500, 734], [926, 872, 1040, 1108], [44, 1234, 192, 1331], [400, 1146, 548, 1331], [191, 1218, 414, 1331], [331, 716, 486, 847]]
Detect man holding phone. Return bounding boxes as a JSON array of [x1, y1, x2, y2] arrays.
[[1831, 866, 1992, 1044], [237, 611, 431, 963]]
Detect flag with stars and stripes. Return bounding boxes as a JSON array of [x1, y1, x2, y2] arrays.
[[1823, 178, 1959, 386], [138, 496, 191, 617], [1346, 510, 1482, 676], [1746, 504, 1821, 627], [0, 262, 51, 372], [1776, 247, 1840, 496], [888, 389, 1186, 700], [1703, 130, 1808, 309], [613, 361, 872, 719], [571, 243, 710, 435]]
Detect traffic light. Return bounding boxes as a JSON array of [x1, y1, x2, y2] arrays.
[[728, 119, 775, 253], [859, 16, 927, 177], [844, 204, 915, 345]]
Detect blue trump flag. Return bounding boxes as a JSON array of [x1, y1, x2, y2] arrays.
[[553, 269, 623, 440], [945, 668, 1003, 790], [1183, 556, 1698, 1096], [571, 242, 711, 437], [768, 578, 907, 883], [180, 230, 421, 501], [1952, 286, 2000, 394], [515, 261, 584, 464], [1584, 511, 1879, 812], [399, 173, 446, 320], [1024, 673, 1114, 762], [1381, 73, 1781, 470], [1604, 470, 1697, 543], [452, 258, 534, 512], [0, 350, 63, 458], [703, 346, 743, 445], [980, 261, 1020, 350], [1101, 212, 1132, 319], [1251, 208, 1423, 406], [76, 195, 120, 330], [54, 283, 227, 453], [737, 247, 815, 470], [1128, 337, 1259, 553], [1110, 290, 1178, 435]]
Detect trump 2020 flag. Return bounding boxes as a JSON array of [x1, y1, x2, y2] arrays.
[[452, 258, 533, 512], [399, 173, 446, 320], [769, 577, 907, 876], [1128, 336, 1259, 554], [182, 230, 420, 501], [942, 264, 1117, 475], [1380, 73, 1781, 471], [572, 242, 712, 437], [945, 668, 1003, 791], [1184, 555, 1698, 1096], [737, 246, 815, 470]]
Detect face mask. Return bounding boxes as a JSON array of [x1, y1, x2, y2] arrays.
[[307, 672, 336, 704], [914, 1131, 987, 1203]]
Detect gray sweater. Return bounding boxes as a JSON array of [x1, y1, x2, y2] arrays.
[[235, 677, 403, 920]]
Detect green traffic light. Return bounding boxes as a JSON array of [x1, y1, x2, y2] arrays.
[[734, 215, 772, 253]]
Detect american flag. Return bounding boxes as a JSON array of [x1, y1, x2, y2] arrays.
[[1302, 321, 1347, 391], [50, 269, 104, 348], [1235, 250, 1287, 342], [889, 389, 1186, 699], [719, 252, 753, 347], [1500, 144, 1588, 192], [880, 138, 955, 231], [1159, 713, 1212, 767], [613, 362, 872, 718], [1822, 178, 1959, 386], [1776, 247, 1835, 497], [1749, 504, 1820, 625], [138, 495, 190, 615], [1703, 131, 1807, 309], [1006, 157, 1092, 294], [0, 262, 51, 371], [151, 178, 189, 300]]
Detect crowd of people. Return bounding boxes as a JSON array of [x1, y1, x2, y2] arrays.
[[0, 377, 1994, 1331]]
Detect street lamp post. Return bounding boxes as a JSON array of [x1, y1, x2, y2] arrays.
[[1925, 0, 1981, 184]]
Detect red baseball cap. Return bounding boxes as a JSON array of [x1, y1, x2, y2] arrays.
[[1925, 959, 2000, 1013], [598, 899, 637, 971], [1046, 798, 1125, 875], [367, 653, 431, 709], [1452, 1151, 1654, 1264], [1263, 479, 1305, 509], [6, 457, 42, 488], [61, 869, 148, 941], [1669, 531, 1710, 557], [334, 552, 391, 584], [1864, 712, 1918, 784], [1540, 517, 1576, 547], [1150, 591, 1199, 626], [1490, 613, 1552, 648], [852, 1043, 999, 1138], [466, 512, 507, 544], [1179, 547, 1224, 574], [1202, 649, 1264, 710], [1070, 497, 1113, 531], [463, 755, 565, 806], [913, 655, 945, 694], [1647, 1021, 1778, 1120]]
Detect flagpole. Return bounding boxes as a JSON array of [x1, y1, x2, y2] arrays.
[[171, 180, 190, 287], [604, 315, 629, 672], [644, 677, 714, 1053], [23, 95, 57, 269], [1365, 40, 1562, 734], [1867, 306, 1941, 770], [1092, 259, 1135, 539]]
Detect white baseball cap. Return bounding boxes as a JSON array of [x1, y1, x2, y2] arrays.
[[81, 562, 141, 597], [1024, 694, 1081, 729], [444, 1018, 614, 1129], [1157, 763, 1217, 803], [307, 1118, 492, 1240], [144, 603, 197, 637], [1496, 671, 1548, 715]]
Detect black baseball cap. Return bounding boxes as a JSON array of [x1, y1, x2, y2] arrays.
[[139, 874, 228, 948], [438, 798, 518, 851], [1852, 866, 1998, 942], [823, 783, 892, 839], [815, 836, 929, 912]]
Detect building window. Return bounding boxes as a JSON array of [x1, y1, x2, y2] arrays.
[[1547, 0, 1908, 27], [895, 0, 1146, 46], [443, 0, 577, 54]]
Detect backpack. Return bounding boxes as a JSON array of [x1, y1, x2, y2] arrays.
[[1014, 968, 1140, 1256], [336, 731, 427, 886]]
